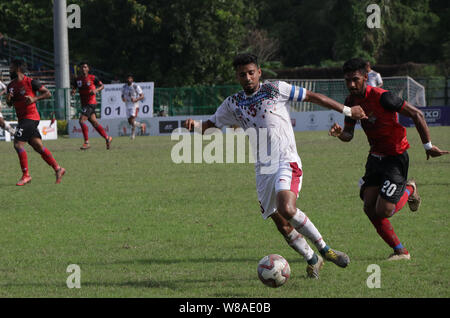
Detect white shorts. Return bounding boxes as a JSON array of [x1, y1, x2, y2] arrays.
[[126, 105, 139, 119], [0, 111, 3, 118], [256, 161, 303, 219]]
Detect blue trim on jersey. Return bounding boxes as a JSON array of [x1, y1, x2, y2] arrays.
[[297, 87, 304, 101], [289, 85, 295, 101]]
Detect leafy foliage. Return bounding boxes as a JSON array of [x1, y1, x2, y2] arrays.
[[0, 0, 448, 84]]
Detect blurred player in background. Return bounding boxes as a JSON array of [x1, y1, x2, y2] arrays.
[[71, 62, 112, 150], [5, 59, 66, 186], [329, 58, 448, 260], [0, 77, 16, 135], [186, 53, 368, 279], [121, 74, 146, 139], [366, 61, 383, 88]]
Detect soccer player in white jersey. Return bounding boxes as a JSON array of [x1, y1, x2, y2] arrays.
[[121, 74, 145, 139], [186, 53, 367, 279], [0, 79, 16, 135]]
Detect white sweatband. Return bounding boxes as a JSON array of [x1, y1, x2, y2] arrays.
[[423, 142, 432, 150], [342, 106, 352, 117]]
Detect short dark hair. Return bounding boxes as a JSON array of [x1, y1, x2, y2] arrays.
[[233, 53, 258, 69], [11, 59, 28, 72], [126, 74, 133, 79], [343, 58, 367, 75], [79, 61, 89, 67]]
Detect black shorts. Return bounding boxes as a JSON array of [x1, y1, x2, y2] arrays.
[[359, 151, 409, 203], [14, 119, 41, 142], [80, 104, 97, 117]]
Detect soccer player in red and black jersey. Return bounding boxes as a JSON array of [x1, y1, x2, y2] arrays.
[[329, 58, 448, 260], [71, 62, 112, 150], [5, 59, 66, 186]]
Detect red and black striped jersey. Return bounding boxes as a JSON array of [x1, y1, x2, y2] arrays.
[[345, 85, 410, 156], [7, 75, 42, 121], [72, 74, 102, 106]]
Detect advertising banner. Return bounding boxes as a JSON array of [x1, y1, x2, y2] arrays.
[[101, 82, 154, 119], [0, 120, 57, 142], [399, 106, 450, 127]]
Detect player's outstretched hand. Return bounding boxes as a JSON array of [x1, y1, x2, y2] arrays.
[[350, 105, 368, 120], [426, 146, 450, 160], [329, 123, 342, 137]]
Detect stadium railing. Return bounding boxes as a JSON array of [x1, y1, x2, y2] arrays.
[[0, 79, 447, 122], [154, 85, 240, 116]]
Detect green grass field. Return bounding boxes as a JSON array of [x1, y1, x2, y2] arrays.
[[0, 126, 448, 298]]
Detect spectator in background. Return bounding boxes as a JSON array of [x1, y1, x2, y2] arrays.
[[366, 61, 383, 88]]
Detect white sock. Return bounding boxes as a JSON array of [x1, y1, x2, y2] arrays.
[[288, 209, 327, 250], [286, 229, 314, 261]]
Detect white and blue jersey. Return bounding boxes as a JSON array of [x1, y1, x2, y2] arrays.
[[209, 81, 307, 219], [209, 80, 306, 172]]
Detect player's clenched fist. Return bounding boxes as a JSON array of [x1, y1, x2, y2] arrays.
[[349, 105, 367, 120], [329, 123, 343, 137]]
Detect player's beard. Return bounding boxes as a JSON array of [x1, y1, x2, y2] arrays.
[[350, 87, 365, 98], [243, 82, 259, 95]]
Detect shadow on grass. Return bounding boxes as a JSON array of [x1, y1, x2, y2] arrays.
[[86, 256, 258, 266], [0, 276, 254, 293]]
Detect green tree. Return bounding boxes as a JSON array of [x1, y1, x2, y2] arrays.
[[380, 0, 440, 64], [67, 0, 257, 86], [0, 0, 53, 51]]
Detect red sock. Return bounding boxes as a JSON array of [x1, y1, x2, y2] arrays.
[[393, 185, 414, 214], [40, 147, 59, 171], [16, 148, 29, 176], [80, 123, 89, 142], [369, 217, 401, 249], [95, 124, 108, 139]]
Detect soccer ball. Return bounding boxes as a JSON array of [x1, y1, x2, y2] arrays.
[[257, 254, 290, 288]]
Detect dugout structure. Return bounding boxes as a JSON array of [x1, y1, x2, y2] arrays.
[[270, 76, 426, 112]]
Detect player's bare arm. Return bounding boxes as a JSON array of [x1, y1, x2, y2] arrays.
[[6, 90, 14, 106], [185, 118, 216, 134], [71, 87, 77, 96], [329, 123, 354, 142], [399, 102, 449, 160], [25, 86, 51, 105], [92, 83, 104, 95], [132, 93, 144, 103], [304, 90, 368, 120]]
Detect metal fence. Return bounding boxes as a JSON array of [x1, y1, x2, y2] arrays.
[[154, 85, 240, 116], [0, 85, 241, 120], [1, 80, 448, 121], [416, 77, 450, 107]]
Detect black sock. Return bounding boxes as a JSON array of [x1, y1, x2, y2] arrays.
[[307, 253, 318, 265]]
